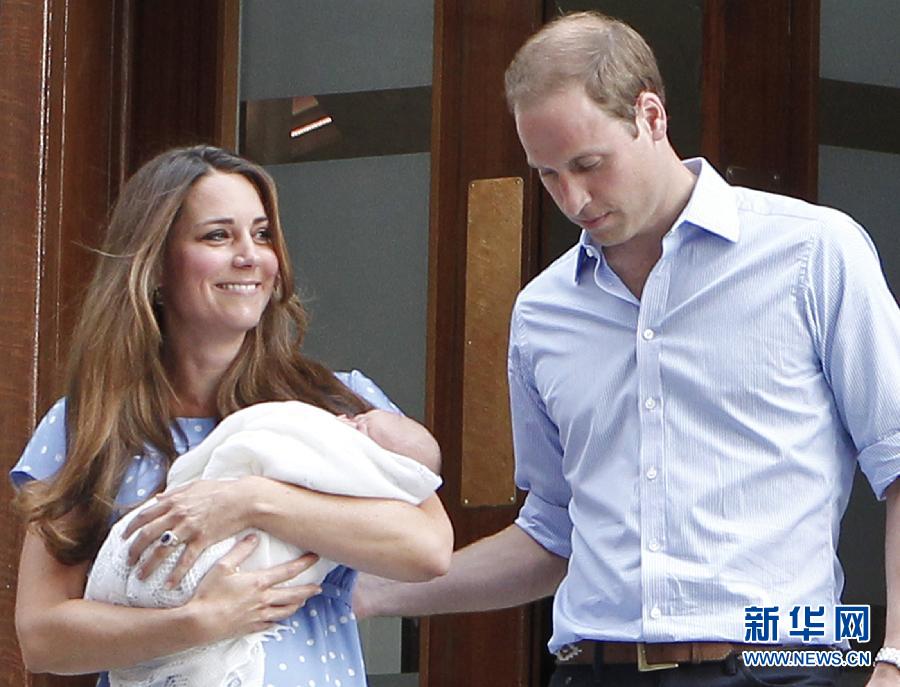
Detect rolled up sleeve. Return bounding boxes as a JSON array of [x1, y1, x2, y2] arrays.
[[803, 215, 900, 499], [508, 308, 573, 558]]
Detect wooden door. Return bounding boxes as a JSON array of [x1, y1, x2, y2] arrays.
[[1, 2, 127, 683], [0, 1, 237, 685]]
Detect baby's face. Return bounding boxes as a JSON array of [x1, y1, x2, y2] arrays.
[[334, 410, 440, 473], [349, 410, 417, 446]]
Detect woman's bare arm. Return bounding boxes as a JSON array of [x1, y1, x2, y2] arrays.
[[125, 476, 453, 588], [15, 530, 319, 675], [247, 482, 452, 581]]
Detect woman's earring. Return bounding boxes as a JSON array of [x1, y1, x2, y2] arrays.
[[152, 287, 163, 307]]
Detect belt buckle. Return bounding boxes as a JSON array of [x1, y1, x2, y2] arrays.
[[555, 643, 583, 663], [636, 643, 679, 672]]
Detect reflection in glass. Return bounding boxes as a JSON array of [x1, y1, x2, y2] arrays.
[[240, 87, 431, 165]]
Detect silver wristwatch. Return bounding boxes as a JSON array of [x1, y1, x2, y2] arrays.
[[875, 647, 900, 669]]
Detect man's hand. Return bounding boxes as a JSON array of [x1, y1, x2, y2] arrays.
[[353, 571, 393, 619]]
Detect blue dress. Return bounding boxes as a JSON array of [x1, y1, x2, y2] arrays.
[[11, 370, 400, 687]]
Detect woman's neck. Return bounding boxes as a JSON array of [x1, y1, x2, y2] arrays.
[[163, 336, 244, 417]]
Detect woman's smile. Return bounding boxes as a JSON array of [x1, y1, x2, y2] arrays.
[[215, 281, 262, 293]]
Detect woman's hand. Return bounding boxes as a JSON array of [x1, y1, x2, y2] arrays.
[[124, 477, 257, 586], [15, 529, 321, 675], [187, 534, 322, 641]]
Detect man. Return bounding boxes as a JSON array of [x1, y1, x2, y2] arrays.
[[357, 12, 900, 686]]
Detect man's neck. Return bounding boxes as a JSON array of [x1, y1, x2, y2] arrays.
[[603, 234, 663, 300], [604, 159, 697, 299]]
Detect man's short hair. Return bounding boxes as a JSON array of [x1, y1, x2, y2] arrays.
[[504, 11, 665, 130]]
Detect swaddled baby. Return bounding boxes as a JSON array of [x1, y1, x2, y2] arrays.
[[85, 401, 442, 687]]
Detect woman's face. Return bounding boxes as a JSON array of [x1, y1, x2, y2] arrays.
[[161, 171, 280, 349]]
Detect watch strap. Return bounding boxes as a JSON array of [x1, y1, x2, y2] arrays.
[[875, 647, 900, 668]]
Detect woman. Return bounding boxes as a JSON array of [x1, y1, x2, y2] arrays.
[[12, 145, 453, 686]]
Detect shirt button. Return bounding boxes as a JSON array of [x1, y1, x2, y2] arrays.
[[642, 328, 655, 341], [650, 606, 662, 619], [646, 467, 658, 480], [644, 397, 657, 410], [648, 539, 661, 552]]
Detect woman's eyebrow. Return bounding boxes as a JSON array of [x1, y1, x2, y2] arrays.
[[196, 217, 234, 226], [195, 216, 268, 227]]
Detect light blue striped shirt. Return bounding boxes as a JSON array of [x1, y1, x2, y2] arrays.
[[510, 158, 900, 652]]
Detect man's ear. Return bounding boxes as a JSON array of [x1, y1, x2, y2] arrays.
[[636, 91, 667, 141]]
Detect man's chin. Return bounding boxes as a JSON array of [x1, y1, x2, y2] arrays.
[[585, 226, 624, 248]]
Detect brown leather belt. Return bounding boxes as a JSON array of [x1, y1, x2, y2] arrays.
[[556, 641, 744, 671]]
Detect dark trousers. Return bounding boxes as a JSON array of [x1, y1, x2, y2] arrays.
[[549, 660, 840, 686]]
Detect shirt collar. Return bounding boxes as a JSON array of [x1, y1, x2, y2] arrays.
[[676, 157, 740, 243], [574, 231, 597, 282], [573, 157, 739, 283]]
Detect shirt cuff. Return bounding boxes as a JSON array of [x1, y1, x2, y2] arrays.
[[514, 491, 572, 558], [858, 430, 900, 500]]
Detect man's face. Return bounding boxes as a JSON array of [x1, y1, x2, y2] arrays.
[[515, 86, 665, 249]]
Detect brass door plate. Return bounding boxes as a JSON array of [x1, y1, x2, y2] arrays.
[[460, 177, 523, 507]]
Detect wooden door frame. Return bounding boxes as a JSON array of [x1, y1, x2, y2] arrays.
[[422, 0, 546, 684], [0, 1, 238, 684], [702, 0, 819, 201], [1, 1, 129, 682]]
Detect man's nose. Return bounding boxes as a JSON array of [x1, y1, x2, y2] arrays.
[[557, 174, 589, 217]]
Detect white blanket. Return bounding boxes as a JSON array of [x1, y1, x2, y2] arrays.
[[85, 400, 441, 687]]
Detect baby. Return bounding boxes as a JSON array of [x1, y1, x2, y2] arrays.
[[85, 401, 442, 687]]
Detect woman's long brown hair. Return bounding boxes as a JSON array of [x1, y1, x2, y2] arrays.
[[16, 146, 371, 564]]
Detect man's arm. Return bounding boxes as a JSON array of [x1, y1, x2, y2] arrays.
[[868, 479, 900, 685], [800, 218, 900, 684], [355, 306, 572, 618], [355, 523, 566, 618]]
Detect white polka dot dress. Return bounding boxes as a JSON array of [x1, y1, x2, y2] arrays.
[[11, 371, 397, 686], [260, 565, 366, 686]]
